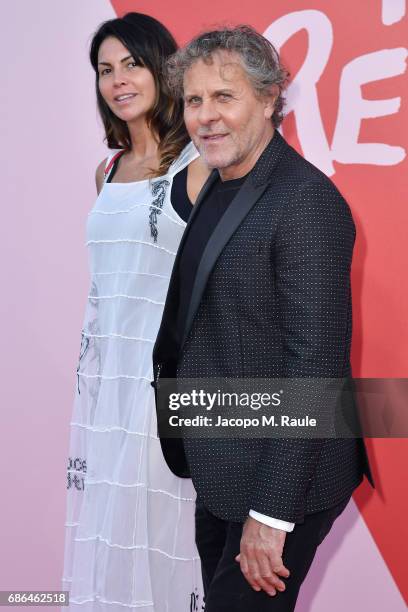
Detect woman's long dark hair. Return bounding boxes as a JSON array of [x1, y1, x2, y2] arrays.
[[89, 12, 189, 177]]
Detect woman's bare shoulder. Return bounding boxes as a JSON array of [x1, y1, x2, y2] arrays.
[[95, 158, 108, 195], [188, 155, 209, 175], [187, 156, 211, 204]]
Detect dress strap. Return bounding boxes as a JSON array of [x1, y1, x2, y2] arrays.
[[102, 143, 198, 183], [104, 150, 125, 183], [168, 141, 199, 176]]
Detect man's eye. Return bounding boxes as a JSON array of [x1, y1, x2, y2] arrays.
[[100, 68, 111, 76], [218, 93, 232, 101], [128, 61, 138, 69]]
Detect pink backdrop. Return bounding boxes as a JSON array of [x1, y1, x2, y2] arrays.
[[1, 1, 406, 610]]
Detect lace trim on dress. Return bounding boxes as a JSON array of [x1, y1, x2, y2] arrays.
[[70, 422, 157, 439], [76, 373, 151, 381], [86, 239, 177, 256], [82, 333, 154, 343], [92, 271, 170, 279], [87, 295, 164, 306], [89, 204, 184, 227], [69, 536, 200, 560], [63, 594, 154, 609]]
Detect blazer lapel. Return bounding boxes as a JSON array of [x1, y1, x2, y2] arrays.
[[181, 176, 268, 348]]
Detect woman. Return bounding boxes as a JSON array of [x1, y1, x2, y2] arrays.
[[62, 13, 209, 612]]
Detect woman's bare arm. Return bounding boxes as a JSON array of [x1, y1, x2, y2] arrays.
[[95, 158, 107, 195]]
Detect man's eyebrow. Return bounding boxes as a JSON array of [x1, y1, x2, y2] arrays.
[[184, 88, 235, 99], [212, 88, 234, 95], [98, 55, 134, 66]]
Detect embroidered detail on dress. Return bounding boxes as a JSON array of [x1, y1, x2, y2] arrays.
[[189, 589, 204, 611], [76, 329, 90, 394], [149, 179, 170, 242]]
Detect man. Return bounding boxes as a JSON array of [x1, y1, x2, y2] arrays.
[[153, 26, 374, 611]]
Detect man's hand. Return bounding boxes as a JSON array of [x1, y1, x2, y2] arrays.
[[235, 516, 290, 596]]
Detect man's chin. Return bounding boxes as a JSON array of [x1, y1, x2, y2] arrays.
[[199, 153, 234, 170]]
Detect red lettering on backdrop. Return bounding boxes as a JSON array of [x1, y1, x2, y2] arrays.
[[112, 0, 407, 602]]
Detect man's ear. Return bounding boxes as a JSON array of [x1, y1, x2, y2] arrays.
[[264, 85, 278, 120]]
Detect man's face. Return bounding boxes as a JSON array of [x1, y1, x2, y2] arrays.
[[183, 51, 275, 179]]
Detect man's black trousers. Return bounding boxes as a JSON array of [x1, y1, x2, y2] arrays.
[[195, 495, 351, 612]]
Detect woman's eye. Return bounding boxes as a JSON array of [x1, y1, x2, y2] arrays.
[[187, 97, 200, 105], [100, 68, 111, 76], [128, 61, 138, 69]]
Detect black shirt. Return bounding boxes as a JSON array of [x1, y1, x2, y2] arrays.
[[177, 171, 249, 342]]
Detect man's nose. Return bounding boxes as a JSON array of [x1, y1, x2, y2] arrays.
[[197, 100, 220, 125]]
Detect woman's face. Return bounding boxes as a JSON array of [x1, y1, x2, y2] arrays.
[[97, 36, 156, 124]]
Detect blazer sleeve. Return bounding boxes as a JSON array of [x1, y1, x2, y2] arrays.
[[249, 178, 356, 522]]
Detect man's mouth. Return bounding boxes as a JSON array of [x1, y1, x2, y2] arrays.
[[200, 134, 228, 142]]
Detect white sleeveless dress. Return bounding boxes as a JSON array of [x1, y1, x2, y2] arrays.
[[62, 142, 204, 612]]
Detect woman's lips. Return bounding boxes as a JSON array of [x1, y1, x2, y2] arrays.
[[114, 93, 137, 105]]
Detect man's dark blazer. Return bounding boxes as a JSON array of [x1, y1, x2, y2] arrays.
[[152, 130, 374, 524]]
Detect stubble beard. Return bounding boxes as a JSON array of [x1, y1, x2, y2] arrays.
[[196, 139, 242, 171]]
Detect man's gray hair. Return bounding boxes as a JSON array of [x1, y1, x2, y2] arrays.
[[166, 25, 289, 128]]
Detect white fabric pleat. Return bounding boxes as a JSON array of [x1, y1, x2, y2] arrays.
[[62, 143, 204, 612]]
